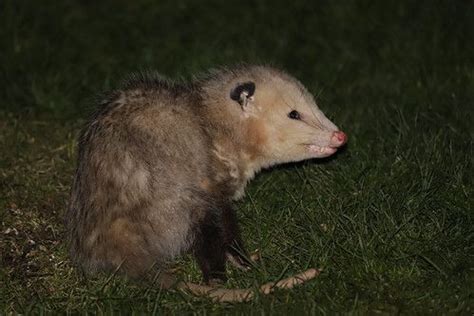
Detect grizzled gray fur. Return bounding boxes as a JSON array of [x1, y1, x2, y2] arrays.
[[66, 65, 347, 284]]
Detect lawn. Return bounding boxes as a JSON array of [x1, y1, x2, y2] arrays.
[[1, 0, 473, 313]]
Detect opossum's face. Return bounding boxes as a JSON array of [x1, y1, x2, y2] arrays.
[[230, 76, 347, 164]]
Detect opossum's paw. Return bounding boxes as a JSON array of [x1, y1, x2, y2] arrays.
[[226, 252, 251, 271], [226, 249, 260, 271], [249, 249, 261, 262], [226, 249, 261, 271]]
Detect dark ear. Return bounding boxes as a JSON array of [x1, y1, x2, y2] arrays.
[[230, 81, 256, 107]]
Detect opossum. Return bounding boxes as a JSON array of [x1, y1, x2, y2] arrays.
[[66, 65, 347, 302]]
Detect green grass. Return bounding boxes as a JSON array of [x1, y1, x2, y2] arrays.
[[1, 0, 473, 313]]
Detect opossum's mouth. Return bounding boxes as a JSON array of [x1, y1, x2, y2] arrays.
[[306, 144, 338, 157], [304, 131, 347, 158]]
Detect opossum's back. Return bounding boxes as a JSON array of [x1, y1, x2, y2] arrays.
[[86, 96, 211, 188], [67, 97, 213, 271]]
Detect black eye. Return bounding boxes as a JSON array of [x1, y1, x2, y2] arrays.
[[288, 110, 301, 120]]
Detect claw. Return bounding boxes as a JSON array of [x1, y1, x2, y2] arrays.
[[226, 252, 252, 271], [249, 249, 261, 262]]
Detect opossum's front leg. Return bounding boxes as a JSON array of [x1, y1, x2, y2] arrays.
[[222, 207, 253, 271], [194, 215, 228, 284], [193, 207, 251, 284]]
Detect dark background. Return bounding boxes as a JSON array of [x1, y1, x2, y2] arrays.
[[1, 0, 472, 313]]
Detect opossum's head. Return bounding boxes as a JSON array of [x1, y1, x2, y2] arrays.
[[229, 67, 347, 165]]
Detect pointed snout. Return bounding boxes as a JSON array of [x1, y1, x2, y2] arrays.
[[330, 131, 347, 147]]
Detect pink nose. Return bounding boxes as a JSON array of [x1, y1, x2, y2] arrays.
[[332, 131, 347, 146]]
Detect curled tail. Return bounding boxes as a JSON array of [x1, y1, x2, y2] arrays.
[[172, 268, 320, 303]]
